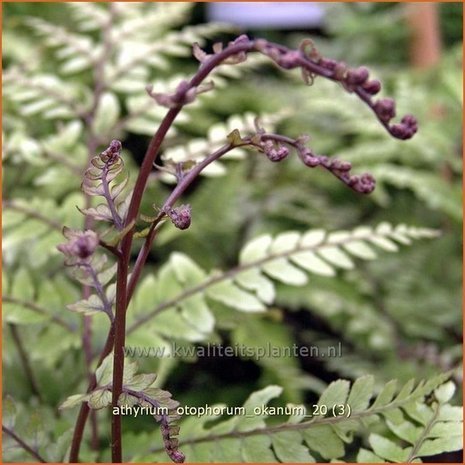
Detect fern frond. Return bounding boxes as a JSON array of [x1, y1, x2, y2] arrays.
[[3, 269, 77, 331], [112, 22, 235, 80], [141, 374, 460, 463], [111, 2, 193, 40], [81, 140, 129, 228], [3, 71, 86, 119], [61, 354, 185, 463], [369, 164, 462, 222], [160, 111, 285, 180], [359, 381, 462, 462], [26, 17, 97, 74], [67, 2, 110, 32], [3, 194, 83, 267], [127, 223, 439, 339]]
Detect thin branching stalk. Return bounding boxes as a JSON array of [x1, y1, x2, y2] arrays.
[[3, 296, 75, 332], [66, 35, 417, 463], [2, 425, 47, 463], [8, 323, 43, 401]]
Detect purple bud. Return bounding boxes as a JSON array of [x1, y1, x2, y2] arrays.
[[374, 98, 396, 122], [100, 140, 122, 163], [319, 155, 330, 167], [169, 450, 186, 463], [278, 51, 300, 69], [75, 235, 97, 258], [362, 79, 382, 95], [167, 204, 192, 230], [390, 124, 405, 138], [346, 66, 369, 85], [331, 159, 352, 172], [348, 175, 360, 187], [390, 114, 418, 140], [109, 140, 122, 155], [333, 62, 348, 80], [265, 145, 289, 162], [302, 154, 321, 167], [57, 229, 99, 261], [401, 114, 417, 127], [318, 58, 338, 71], [356, 173, 376, 193]]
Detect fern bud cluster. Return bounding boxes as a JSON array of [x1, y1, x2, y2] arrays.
[[161, 421, 186, 463], [261, 140, 290, 162], [57, 228, 99, 263], [165, 204, 192, 230]]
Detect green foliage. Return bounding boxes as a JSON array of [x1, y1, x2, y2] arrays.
[[137, 374, 459, 463], [126, 222, 439, 344], [2, 3, 461, 463]]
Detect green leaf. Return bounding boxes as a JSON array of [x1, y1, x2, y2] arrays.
[[368, 433, 411, 462], [272, 431, 315, 462], [118, 392, 139, 407], [226, 129, 244, 146], [95, 354, 113, 385], [303, 425, 345, 459], [357, 448, 385, 463], [343, 240, 377, 260], [179, 294, 214, 333], [317, 246, 354, 269], [125, 373, 157, 391], [3, 395, 17, 428], [24, 411, 45, 449], [88, 389, 112, 410], [92, 92, 120, 134], [241, 436, 276, 462], [3, 301, 49, 325], [123, 358, 139, 384], [428, 419, 462, 438], [11, 269, 34, 300], [347, 375, 374, 411], [207, 279, 265, 312], [418, 435, 463, 457], [239, 234, 272, 264], [395, 378, 415, 401], [369, 235, 399, 252], [262, 258, 308, 285], [387, 419, 422, 444], [290, 251, 335, 276], [243, 385, 283, 411], [47, 429, 73, 462], [236, 385, 283, 432], [372, 379, 397, 408], [434, 381, 456, 404], [209, 437, 242, 462], [234, 268, 275, 304], [60, 393, 90, 410], [61, 56, 92, 74], [171, 252, 207, 285], [318, 379, 350, 411], [67, 294, 104, 315]]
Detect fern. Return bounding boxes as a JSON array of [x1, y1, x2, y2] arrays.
[[26, 17, 97, 74], [133, 375, 461, 463], [359, 381, 462, 462], [368, 165, 462, 222], [3, 194, 83, 267], [3, 4, 460, 464], [126, 223, 438, 340], [160, 111, 285, 180]]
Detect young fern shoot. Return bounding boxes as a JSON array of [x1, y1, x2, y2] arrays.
[[58, 35, 418, 463]]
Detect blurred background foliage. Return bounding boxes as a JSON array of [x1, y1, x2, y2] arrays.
[[2, 2, 462, 463]]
